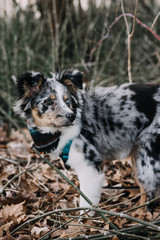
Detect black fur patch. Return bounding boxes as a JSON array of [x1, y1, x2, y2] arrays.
[[17, 72, 46, 99], [129, 84, 157, 124], [60, 69, 83, 90]]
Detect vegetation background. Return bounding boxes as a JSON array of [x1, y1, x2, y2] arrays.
[[0, 0, 160, 129]]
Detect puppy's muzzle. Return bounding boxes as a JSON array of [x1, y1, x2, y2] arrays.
[[66, 112, 76, 122]]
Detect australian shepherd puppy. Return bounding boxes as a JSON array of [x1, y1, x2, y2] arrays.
[[14, 69, 160, 211]]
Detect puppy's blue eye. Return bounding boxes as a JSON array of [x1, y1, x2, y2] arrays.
[[65, 98, 71, 105]]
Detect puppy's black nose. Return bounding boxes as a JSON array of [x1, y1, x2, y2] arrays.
[[66, 113, 75, 122]]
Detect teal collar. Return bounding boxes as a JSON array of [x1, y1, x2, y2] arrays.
[[27, 122, 73, 168], [61, 140, 73, 164]]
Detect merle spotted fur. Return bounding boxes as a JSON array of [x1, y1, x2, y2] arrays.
[[14, 70, 160, 211]]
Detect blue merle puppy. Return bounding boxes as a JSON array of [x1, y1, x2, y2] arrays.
[[14, 70, 160, 211]]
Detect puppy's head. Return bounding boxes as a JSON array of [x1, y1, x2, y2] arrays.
[[14, 69, 83, 131]]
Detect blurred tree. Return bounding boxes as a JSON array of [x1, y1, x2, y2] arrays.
[[37, 0, 74, 31], [36, 0, 79, 65]]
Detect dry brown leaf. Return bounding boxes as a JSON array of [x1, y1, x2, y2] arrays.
[[17, 235, 32, 240], [131, 209, 148, 221], [114, 217, 128, 228], [112, 236, 120, 240], [0, 201, 25, 220], [103, 223, 110, 230], [50, 229, 65, 239], [127, 188, 140, 198], [0, 201, 26, 237], [145, 211, 153, 221], [0, 222, 13, 237], [56, 199, 69, 209], [10, 129, 32, 142], [4, 164, 16, 176], [31, 226, 50, 237], [26, 180, 40, 193], [113, 169, 122, 181], [40, 163, 55, 181], [59, 225, 83, 238], [7, 141, 30, 160], [0, 234, 16, 240], [59, 231, 68, 238], [0, 172, 8, 186]]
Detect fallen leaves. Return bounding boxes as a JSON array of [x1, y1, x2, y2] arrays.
[[31, 226, 50, 237], [0, 202, 26, 237], [0, 128, 160, 239]]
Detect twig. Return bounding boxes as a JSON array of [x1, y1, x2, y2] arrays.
[[49, 218, 107, 231], [121, 0, 139, 83], [121, 0, 130, 36], [0, 168, 34, 194], [91, 208, 160, 231], [38, 210, 92, 240], [58, 231, 151, 240], [11, 207, 95, 235], [11, 207, 160, 239], [54, 185, 71, 203], [124, 195, 160, 213], [89, 12, 160, 62], [151, 11, 160, 29], [42, 218, 158, 240], [11, 206, 160, 237], [0, 156, 19, 165]]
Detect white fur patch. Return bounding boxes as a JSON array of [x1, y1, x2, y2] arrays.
[[68, 142, 105, 208]]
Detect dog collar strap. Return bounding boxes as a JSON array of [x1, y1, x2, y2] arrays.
[[61, 140, 73, 164], [27, 124, 61, 153]]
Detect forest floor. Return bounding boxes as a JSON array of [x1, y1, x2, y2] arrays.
[[0, 126, 160, 240]]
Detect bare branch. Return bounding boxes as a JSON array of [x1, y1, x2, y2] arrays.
[[121, 0, 139, 83], [90, 12, 160, 64], [151, 11, 160, 29], [130, 0, 139, 37]]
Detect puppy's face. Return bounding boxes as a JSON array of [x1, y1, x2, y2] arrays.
[[31, 79, 77, 128], [14, 70, 83, 130]]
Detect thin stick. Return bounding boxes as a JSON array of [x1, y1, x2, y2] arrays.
[[130, 0, 139, 37], [0, 156, 19, 165], [121, 0, 139, 83], [11, 206, 160, 236], [10, 207, 95, 235], [0, 168, 34, 194], [151, 11, 160, 29], [89, 12, 160, 62], [38, 210, 91, 240], [91, 208, 160, 231], [121, 0, 130, 35], [59, 231, 152, 240]]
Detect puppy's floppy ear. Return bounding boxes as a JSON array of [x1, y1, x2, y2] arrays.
[[17, 72, 46, 99], [61, 70, 83, 90]]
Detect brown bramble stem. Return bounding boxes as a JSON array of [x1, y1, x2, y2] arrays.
[[90, 13, 160, 62]]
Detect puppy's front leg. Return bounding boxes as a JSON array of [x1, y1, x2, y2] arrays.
[[68, 146, 104, 208], [78, 163, 105, 208]]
